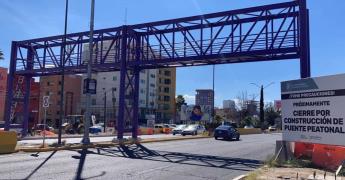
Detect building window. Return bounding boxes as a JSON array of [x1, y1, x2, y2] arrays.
[[47, 82, 50, 86], [164, 96, 170, 101], [159, 70, 161, 74], [113, 76, 117, 81], [112, 98, 116, 102], [57, 101, 61, 106], [164, 79, 171, 85], [57, 91, 61, 95], [140, 89, 145, 94], [92, 99, 96, 105], [159, 87, 161, 92], [164, 71, 171, 76], [150, 74, 156, 78], [58, 81, 61, 85], [164, 87, 169, 93], [112, 88, 117, 91], [150, 83, 155, 87], [141, 79, 145, 84], [46, 91, 50, 96], [56, 111, 60, 115], [159, 78, 162, 83], [163, 104, 170, 110]]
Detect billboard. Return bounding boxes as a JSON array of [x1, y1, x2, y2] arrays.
[[180, 104, 211, 121], [281, 74, 345, 146]]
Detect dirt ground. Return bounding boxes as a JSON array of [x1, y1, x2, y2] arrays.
[[246, 167, 344, 180]]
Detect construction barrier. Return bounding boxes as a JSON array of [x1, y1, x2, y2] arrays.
[[0, 131, 17, 154], [294, 142, 314, 158], [138, 128, 154, 135], [312, 144, 345, 170], [162, 128, 172, 134], [153, 128, 162, 134], [236, 128, 261, 135]]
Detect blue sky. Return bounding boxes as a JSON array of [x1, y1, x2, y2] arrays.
[[0, 0, 344, 107]]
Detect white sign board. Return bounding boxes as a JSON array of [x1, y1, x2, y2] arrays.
[[43, 96, 50, 108], [281, 74, 345, 146]]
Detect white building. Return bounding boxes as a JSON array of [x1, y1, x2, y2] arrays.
[[223, 100, 236, 110], [80, 41, 157, 124]]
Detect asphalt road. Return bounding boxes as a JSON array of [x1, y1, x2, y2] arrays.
[[18, 134, 176, 146], [0, 133, 281, 180]]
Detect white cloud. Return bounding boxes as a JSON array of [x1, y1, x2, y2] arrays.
[[183, 94, 195, 105]]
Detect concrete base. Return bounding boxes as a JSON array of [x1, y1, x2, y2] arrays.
[[275, 140, 295, 162]]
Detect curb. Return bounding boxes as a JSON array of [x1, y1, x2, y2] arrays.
[[17, 135, 211, 153], [233, 175, 246, 180]]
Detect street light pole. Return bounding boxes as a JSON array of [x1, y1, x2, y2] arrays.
[[58, 0, 69, 145], [81, 0, 95, 144], [103, 88, 106, 133], [212, 65, 215, 123]]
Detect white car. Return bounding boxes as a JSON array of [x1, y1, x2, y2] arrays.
[[181, 124, 205, 136], [172, 124, 187, 135]]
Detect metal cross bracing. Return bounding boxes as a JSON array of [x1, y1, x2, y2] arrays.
[[4, 0, 310, 139]]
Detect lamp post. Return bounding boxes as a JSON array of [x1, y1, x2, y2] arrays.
[[250, 82, 274, 130], [58, 0, 69, 145], [81, 0, 95, 144], [103, 88, 106, 133]]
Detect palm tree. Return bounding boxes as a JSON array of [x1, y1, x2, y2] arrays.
[[0, 49, 4, 60]]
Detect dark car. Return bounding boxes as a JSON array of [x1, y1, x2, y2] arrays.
[[214, 125, 240, 141]]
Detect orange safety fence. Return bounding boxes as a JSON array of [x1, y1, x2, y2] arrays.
[[312, 144, 345, 171], [162, 128, 172, 134], [294, 142, 314, 158]]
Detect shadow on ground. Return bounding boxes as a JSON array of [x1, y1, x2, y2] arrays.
[[84, 144, 262, 172]]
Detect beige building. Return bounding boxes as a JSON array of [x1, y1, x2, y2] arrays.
[[39, 75, 82, 128], [156, 68, 176, 123]]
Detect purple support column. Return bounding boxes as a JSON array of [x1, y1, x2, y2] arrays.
[[132, 67, 140, 139], [132, 35, 141, 139], [22, 47, 33, 137], [117, 26, 128, 140], [4, 42, 17, 131], [22, 76, 31, 137], [299, 0, 311, 78]]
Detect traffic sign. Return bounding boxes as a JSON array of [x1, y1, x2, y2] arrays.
[[43, 96, 50, 108]]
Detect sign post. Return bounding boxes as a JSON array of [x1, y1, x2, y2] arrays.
[[42, 96, 50, 146], [281, 74, 345, 146]]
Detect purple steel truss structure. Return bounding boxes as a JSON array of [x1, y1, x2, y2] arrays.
[[4, 0, 310, 138]]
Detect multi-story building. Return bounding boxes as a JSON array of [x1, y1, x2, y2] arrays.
[[81, 41, 176, 125], [156, 68, 176, 123], [39, 75, 82, 128], [223, 100, 236, 110], [195, 89, 214, 107], [80, 69, 158, 126], [0, 67, 7, 122]]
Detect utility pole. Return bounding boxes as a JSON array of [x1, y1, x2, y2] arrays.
[[212, 65, 215, 123], [58, 0, 69, 145], [103, 88, 106, 133], [81, 0, 95, 144]]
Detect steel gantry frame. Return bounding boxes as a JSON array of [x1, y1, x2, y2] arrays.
[[4, 0, 310, 139]]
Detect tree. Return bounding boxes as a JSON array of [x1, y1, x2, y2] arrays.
[[175, 95, 186, 112], [0, 49, 4, 60], [259, 85, 264, 130], [264, 102, 280, 127]]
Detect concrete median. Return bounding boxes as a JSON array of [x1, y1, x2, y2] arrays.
[[0, 131, 18, 154], [237, 128, 262, 135]]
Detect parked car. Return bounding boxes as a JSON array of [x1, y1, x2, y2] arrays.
[[181, 124, 205, 136], [268, 125, 277, 131], [172, 124, 187, 135], [214, 125, 240, 141]]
